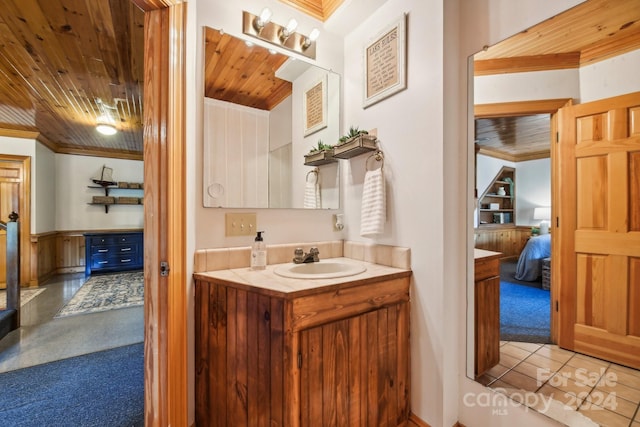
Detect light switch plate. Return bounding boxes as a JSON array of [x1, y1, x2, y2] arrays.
[[225, 213, 257, 237]]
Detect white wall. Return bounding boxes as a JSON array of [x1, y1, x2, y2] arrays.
[[475, 69, 580, 104], [517, 158, 551, 225], [34, 142, 56, 233], [580, 48, 640, 103], [55, 154, 143, 231]]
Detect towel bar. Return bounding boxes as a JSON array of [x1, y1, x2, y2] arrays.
[[366, 150, 384, 171]]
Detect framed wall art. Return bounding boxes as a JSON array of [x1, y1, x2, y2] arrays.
[[303, 74, 328, 136], [363, 13, 407, 108]]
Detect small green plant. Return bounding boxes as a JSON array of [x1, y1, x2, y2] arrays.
[[338, 126, 369, 143], [308, 140, 333, 154]]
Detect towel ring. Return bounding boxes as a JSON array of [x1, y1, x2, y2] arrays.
[[306, 168, 319, 183], [366, 150, 384, 171]]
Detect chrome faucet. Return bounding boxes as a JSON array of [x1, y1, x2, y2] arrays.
[[293, 247, 319, 264]]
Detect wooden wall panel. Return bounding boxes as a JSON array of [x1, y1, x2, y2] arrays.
[[30, 232, 56, 285], [55, 234, 86, 271], [577, 156, 608, 230]]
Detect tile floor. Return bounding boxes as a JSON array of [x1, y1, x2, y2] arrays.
[[0, 273, 143, 373], [477, 341, 640, 427]]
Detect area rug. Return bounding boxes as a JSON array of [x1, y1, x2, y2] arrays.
[[55, 271, 143, 318], [500, 281, 551, 343], [0, 288, 46, 310], [0, 343, 143, 426]]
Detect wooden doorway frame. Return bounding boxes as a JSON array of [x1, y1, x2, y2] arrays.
[[474, 98, 571, 344], [0, 154, 31, 288], [132, 0, 187, 425]]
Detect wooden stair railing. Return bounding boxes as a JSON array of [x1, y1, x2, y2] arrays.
[[1, 211, 20, 330]]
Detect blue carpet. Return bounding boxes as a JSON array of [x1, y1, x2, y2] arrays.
[[501, 281, 551, 343], [0, 343, 143, 426]]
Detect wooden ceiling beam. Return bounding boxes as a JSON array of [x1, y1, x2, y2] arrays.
[[474, 52, 580, 76], [580, 24, 640, 65], [478, 146, 550, 162], [475, 99, 572, 119]]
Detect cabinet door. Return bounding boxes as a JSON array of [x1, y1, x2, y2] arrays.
[[475, 276, 500, 376], [56, 235, 85, 269], [195, 281, 286, 427], [299, 303, 410, 427]]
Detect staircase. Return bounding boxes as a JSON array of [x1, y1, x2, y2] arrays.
[[0, 212, 20, 341]]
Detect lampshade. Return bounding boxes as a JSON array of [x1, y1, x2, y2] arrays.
[[533, 206, 551, 220]]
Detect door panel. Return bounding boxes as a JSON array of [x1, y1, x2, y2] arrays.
[[558, 91, 640, 369], [0, 159, 26, 289]]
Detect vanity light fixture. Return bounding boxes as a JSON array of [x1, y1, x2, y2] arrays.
[[242, 10, 318, 59]]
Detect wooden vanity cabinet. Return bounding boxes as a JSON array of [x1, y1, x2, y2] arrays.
[[195, 275, 411, 427], [474, 250, 501, 377]]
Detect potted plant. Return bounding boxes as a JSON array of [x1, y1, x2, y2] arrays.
[[304, 140, 337, 166], [333, 126, 378, 159]]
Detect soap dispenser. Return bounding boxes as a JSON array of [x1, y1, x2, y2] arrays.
[[251, 231, 267, 270]]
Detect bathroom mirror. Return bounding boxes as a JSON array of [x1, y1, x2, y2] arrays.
[[467, 0, 640, 424], [202, 27, 340, 209]]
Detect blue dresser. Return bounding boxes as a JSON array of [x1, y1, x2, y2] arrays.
[[84, 231, 143, 275]]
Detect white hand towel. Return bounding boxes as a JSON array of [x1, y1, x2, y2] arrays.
[[303, 172, 321, 209], [360, 167, 386, 237]]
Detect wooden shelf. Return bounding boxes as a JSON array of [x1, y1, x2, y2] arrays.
[[478, 166, 515, 227], [88, 181, 143, 213]]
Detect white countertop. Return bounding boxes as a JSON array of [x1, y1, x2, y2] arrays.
[[193, 257, 411, 297]]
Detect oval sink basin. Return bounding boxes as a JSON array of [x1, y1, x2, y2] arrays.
[[273, 261, 366, 279]]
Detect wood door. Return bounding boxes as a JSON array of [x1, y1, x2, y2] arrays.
[[557, 91, 640, 368], [0, 156, 29, 289]]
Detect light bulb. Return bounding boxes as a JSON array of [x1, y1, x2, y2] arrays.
[[285, 19, 298, 35], [308, 28, 320, 42], [255, 8, 272, 29], [96, 123, 117, 136]]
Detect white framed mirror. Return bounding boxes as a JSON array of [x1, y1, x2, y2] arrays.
[[201, 26, 341, 209]]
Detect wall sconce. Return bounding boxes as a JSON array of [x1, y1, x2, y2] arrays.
[[242, 10, 318, 59]]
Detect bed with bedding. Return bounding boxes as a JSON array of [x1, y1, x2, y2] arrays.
[[515, 233, 551, 282]]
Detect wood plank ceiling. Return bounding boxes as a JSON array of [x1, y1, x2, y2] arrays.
[[204, 27, 292, 111], [474, 0, 640, 161], [0, 0, 145, 159]]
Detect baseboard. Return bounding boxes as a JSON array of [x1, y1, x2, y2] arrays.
[[409, 413, 430, 427], [56, 266, 85, 274], [408, 413, 465, 427]]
